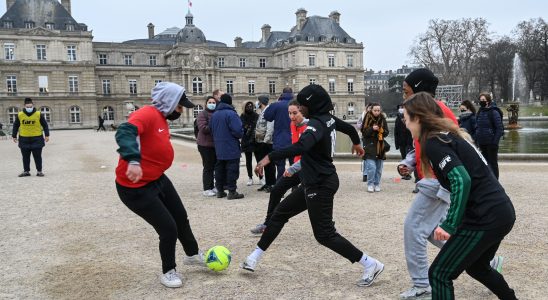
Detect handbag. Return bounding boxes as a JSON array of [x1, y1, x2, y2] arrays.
[[383, 140, 391, 153]]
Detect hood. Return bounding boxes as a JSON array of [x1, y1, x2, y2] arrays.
[[242, 101, 255, 112], [216, 102, 236, 111], [296, 84, 333, 116], [279, 92, 293, 101], [151, 82, 185, 116]]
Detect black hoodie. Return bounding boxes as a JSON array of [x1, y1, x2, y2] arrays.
[[268, 85, 360, 185]]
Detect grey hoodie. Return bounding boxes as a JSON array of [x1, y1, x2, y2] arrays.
[[151, 82, 185, 117]]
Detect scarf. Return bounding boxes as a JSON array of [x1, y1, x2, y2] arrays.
[[362, 112, 386, 158]]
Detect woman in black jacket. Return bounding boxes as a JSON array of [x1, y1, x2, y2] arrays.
[[361, 103, 389, 192], [458, 100, 477, 138], [240, 101, 261, 186]]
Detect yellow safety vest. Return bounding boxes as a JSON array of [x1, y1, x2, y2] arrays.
[[18, 111, 43, 137]]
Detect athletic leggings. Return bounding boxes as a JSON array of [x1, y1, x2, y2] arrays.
[[257, 173, 363, 263], [21, 147, 42, 172], [264, 174, 301, 225], [244, 151, 263, 180], [116, 174, 199, 273], [429, 221, 516, 300]]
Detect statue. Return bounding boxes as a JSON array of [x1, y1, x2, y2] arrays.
[[506, 102, 521, 129]]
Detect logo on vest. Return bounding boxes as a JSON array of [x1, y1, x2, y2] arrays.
[[22, 120, 36, 125]]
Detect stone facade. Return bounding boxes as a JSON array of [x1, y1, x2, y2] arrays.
[[1, 1, 365, 128]]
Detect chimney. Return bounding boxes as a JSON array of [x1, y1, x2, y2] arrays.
[[295, 8, 307, 31], [6, 0, 15, 10], [261, 24, 271, 42], [329, 11, 340, 24], [234, 36, 242, 48], [147, 23, 155, 39], [61, 0, 71, 15]]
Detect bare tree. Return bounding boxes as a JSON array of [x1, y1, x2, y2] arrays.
[[410, 18, 491, 97]]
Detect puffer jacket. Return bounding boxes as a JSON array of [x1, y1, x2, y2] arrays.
[[210, 102, 243, 160], [475, 104, 503, 146]]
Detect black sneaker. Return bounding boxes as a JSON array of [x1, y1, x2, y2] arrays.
[[402, 175, 412, 180], [263, 185, 272, 193], [18, 171, 30, 177], [36, 172, 45, 177], [227, 191, 244, 200], [216, 191, 227, 198], [257, 185, 267, 191], [412, 187, 419, 193]]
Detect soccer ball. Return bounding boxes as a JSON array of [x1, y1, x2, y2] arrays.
[[204, 246, 231, 272]]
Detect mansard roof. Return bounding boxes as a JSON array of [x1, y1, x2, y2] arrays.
[[288, 16, 355, 43], [0, 0, 87, 31]]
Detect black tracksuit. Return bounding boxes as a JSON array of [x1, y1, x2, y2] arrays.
[[257, 85, 365, 263]]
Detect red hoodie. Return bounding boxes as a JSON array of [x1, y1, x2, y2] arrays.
[[290, 121, 307, 162]]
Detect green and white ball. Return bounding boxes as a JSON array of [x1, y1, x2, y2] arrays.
[[204, 246, 231, 272]]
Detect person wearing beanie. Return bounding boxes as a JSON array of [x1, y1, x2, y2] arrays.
[[210, 92, 245, 199], [403, 68, 439, 98], [12, 97, 50, 177], [254, 95, 276, 192], [242, 84, 385, 288], [114, 82, 205, 288]]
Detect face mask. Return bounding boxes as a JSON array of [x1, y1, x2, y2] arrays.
[[207, 103, 216, 110], [166, 111, 181, 121], [398, 108, 404, 114], [25, 107, 34, 113], [479, 101, 487, 108], [255, 101, 260, 109]]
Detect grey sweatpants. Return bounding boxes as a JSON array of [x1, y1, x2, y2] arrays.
[[403, 178, 450, 288]]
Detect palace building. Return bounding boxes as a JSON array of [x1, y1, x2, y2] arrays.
[[0, 0, 365, 128]]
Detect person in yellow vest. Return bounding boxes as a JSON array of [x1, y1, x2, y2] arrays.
[[11, 98, 50, 177]]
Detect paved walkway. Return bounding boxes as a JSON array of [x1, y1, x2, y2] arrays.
[[0, 130, 546, 299]]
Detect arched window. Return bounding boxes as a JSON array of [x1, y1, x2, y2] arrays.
[[192, 77, 203, 95], [40, 106, 51, 123], [8, 107, 18, 124], [102, 106, 114, 121], [347, 102, 355, 116], [69, 106, 81, 123], [193, 104, 204, 118]]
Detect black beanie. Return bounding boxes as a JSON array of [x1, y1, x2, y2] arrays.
[[24, 97, 33, 104], [404, 68, 439, 96], [220, 93, 232, 105], [257, 95, 269, 105]]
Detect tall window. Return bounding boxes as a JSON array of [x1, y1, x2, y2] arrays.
[[24, 21, 34, 29], [217, 57, 224, 67], [129, 80, 137, 95], [269, 80, 276, 95], [124, 55, 133, 65], [103, 106, 115, 121], [347, 102, 355, 116], [45, 23, 55, 30], [193, 105, 204, 118], [8, 107, 18, 124], [309, 78, 316, 85], [36, 44, 46, 60], [154, 79, 163, 86], [192, 77, 203, 95], [149, 55, 157, 66], [347, 55, 354, 67], [328, 54, 335, 67], [4, 43, 15, 60], [226, 80, 233, 94], [68, 76, 79, 93], [347, 78, 354, 93], [38, 76, 48, 94], [259, 58, 266, 68], [328, 78, 336, 93], [65, 24, 74, 31], [40, 107, 51, 123], [102, 79, 111, 95], [67, 45, 76, 61], [69, 106, 81, 123], [248, 80, 255, 96], [6, 75, 17, 93], [98, 54, 107, 65], [239, 58, 246, 68], [3, 21, 13, 29], [308, 54, 316, 67]]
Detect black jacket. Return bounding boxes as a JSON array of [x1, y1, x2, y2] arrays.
[[394, 113, 413, 150]]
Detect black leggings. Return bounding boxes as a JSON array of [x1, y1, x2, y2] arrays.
[[244, 151, 263, 180], [21, 147, 42, 172], [198, 145, 216, 190], [264, 174, 301, 225], [116, 175, 199, 273], [257, 173, 363, 263], [479, 144, 499, 179]]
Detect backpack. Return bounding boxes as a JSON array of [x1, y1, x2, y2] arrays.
[[193, 118, 199, 138], [488, 107, 505, 140]]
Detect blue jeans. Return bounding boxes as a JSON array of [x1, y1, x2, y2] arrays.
[[366, 159, 383, 186]]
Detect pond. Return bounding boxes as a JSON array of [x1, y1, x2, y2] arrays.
[[336, 120, 548, 154]]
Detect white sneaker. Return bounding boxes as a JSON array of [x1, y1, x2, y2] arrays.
[[202, 190, 216, 197], [260, 178, 266, 186], [374, 185, 381, 192], [490, 255, 504, 273], [159, 269, 182, 288], [399, 286, 432, 299], [247, 178, 254, 186], [212, 187, 218, 193], [183, 250, 206, 267], [240, 256, 257, 272], [367, 185, 374, 193], [357, 260, 384, 287]]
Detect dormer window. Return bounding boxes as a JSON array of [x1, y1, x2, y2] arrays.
[[65, 23, 74, 31], [307, 36, 314, 42], [45, 23, 55, 30], [319, 36, 326, 42], [24, 21, 35, 29], [3, 21, 13, 28], [333, 37, 339, 43]]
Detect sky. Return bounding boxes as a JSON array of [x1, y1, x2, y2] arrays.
[[57, 0, 548, 71]]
